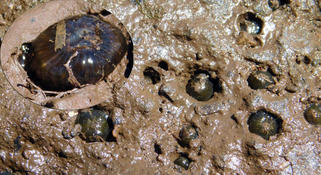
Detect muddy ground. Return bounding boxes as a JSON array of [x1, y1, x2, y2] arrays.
[[0, 0, 320, 174]]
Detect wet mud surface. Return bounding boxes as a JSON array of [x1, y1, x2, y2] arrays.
[[0, 0, 320, 174]]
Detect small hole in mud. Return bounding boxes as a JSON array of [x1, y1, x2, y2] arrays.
[[158, 61, 168, 71], [231, 115, 239, 124], [44, 101, 54, 108], [154, 143, 162, 154], [14, 136, 22, 151], [238, 12, 263, 35], [303, 56, 312, 64], [100, 10, 111, 16], [58, 151, 67, 158], [143, 67, 161, 84], [158, 90, 174, 103], [195, 53, 202, 61], [106, 117, 116, 142], [268, 0, 290, 10]]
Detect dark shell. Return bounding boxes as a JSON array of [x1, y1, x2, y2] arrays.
[[174, 156, 190, 170], [186, 73, 214, 101], [304, 104, 321, 125], [75, 109, 111, 142], [179, 125, 198, 147], [247, 71, 275, 90], [21, 15, 127, 91], [247, 110, 282, 140]]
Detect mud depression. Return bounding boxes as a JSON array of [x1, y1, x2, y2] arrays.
[[0, 0, 320, 174]]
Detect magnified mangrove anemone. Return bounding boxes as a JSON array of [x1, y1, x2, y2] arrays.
[[20, 15, 127, 91], [247, 110, 282, 140], [75, 109, 111, 142]]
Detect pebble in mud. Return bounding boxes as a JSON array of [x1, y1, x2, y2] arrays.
[[20, 15, 127, 91], [304, 104, 321, 125], [247, 110, 283, 140], [186, 73, 217, 101], [174, 155, 191, 170], [247, 71, 275, 90], [179, 125, 198, 147], [75, 109, 111, 142]]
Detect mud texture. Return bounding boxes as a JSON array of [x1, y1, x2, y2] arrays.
[[0, 0, 320, 174]]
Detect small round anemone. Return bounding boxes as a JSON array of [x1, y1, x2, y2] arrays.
[[186, 73, 214, 101], [75, 109, 111, 142], [174, 155, 191, 170], [247, 110, 282, 140], [304, 104, 321, 125], [179, 125, 198, 147], [247, 71, 275, 90]]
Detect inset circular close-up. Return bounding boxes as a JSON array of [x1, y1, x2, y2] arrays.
[[1, 0, 133, 110]]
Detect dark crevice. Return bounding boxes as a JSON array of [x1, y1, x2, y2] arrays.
[[124, 39, 134, 78], [158, 90, 174, 103], [13, 136, 22, 151], [158, 61, 168, 71], [154, 143, 162, 154], [231, 115, 239, 124], [100, 10, 111, 16], [44, 101, 54, 108], [143, 67, 160, 84], [58, 151, 67, 158], [106, 116, 116, 142]]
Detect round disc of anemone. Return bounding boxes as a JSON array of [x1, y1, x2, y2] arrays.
[[174, 155, 191, 170], [179, 125, 198, 147], [304, 104, 321, 125], [20, 15, 127, 91], [247, 70, 275, 90], [247, 110, 282, 140], [186, 71, 222, 101], [75, 109, 112, 142]]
